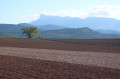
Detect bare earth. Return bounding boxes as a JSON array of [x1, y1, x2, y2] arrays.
[[1, 54, 120, 79], [0, 47, 120, 69], [0, 38, 120, 53], [0, 38, 120, 79]]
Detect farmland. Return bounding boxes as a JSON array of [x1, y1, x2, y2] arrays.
[[0, 38, 120, 79], [0, 38, 120, 53]]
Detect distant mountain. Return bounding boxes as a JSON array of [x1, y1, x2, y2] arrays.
[[18, 23, 67, 30], [0, 24, 67, 37], [30, 14, 120, 31], [38, 24, 67, 30], [0, 24, 27, 37], [0, 24, 25, 32], [17, 23, 32, 27], [0, 24, 120, 39], [95, 29, 120, 34], [39, 27, 120, 39]]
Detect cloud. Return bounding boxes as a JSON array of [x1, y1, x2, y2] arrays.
[[87, 5, 120, 18], [41, 10, 89, 19], [41, 5, 120, 19], [42, 10, 78, 17], [18, 14, 40, 22], [17, 5, 120, 23]]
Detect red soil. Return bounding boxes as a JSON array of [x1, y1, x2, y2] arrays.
[[0, 38, 120, 79], [0, 38, 120, 53], [0, 55, 120, 79]]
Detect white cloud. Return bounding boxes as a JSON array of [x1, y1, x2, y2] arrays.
[[18, 14, 40, 23], [87, 5, 120, 18], [17, 5, 120, 23], [42, 10, 78, 17], [41, 5, 120, 19], [41, 10, 88, 19]]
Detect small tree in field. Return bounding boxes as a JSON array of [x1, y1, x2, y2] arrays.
[[22, 26, 40, 39]]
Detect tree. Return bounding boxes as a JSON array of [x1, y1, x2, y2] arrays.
[[22, 26, 40, 39]]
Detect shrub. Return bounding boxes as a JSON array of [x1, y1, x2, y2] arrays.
[[38, 36, 45, 39]]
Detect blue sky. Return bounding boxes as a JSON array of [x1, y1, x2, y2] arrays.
[[0, 0, 120, 24]]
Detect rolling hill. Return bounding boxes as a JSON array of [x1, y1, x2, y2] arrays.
[[17, 23, 67, 30], [95, 29, 120, 34], [0, 24, 120, 39], [39, 27, 120, 39], [37, 24, 67, 30], [0, 24, 25, 37]]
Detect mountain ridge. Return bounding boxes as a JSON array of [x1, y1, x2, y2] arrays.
[[0, 24, 120, 39], [39, 27, 120, 39], [30, 14, 120, 31]]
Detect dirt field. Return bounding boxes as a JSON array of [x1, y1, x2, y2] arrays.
[[0, 38, 120, 53], [0, 47, 120, 69], [0, 38, 120, 79], [0, 55, 120, 79]]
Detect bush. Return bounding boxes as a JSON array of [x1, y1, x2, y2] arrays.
[[38, 36, 44, 39]]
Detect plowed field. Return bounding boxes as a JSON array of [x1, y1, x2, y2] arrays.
[[0, 38, 120, 53], [0, 38, 120, 79], [0, 55, 120, 79]]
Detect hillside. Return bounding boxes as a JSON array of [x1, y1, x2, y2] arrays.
[[0, 24, 24, 32], [0, 24, 66, 37], [38, 24, 67, 30], [0, 24, 25, 37], [39, 27, 120, 39], [0, 24, 120, 39], [95, 29, 120, 34]]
